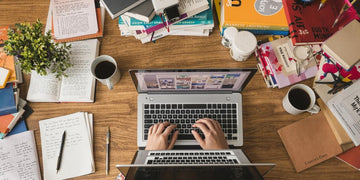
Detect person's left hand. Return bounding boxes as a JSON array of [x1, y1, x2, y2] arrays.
[[145, 122, 179, 150]]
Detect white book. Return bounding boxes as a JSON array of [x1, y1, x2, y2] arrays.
[[0, 131, 41, 180], [52, 0, 98, 39], [26, 39, 100, 103], [39, 112, 94, 180], [327, 80, 360, 146]]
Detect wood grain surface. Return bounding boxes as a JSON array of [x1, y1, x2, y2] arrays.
[[1, 0, 359, 179]]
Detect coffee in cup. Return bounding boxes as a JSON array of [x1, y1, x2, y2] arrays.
[[91, 55, 121, 90], [282, 84, 320, 115]]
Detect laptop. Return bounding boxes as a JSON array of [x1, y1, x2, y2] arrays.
[[129, 68, 257, 147], [116, 149, 276, 180]]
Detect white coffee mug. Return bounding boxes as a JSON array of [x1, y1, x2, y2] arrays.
[[221, 27, 238, 48], [229, 31, 257, 61], [91, 55, 121, 90], [282, 84, 320, 115]]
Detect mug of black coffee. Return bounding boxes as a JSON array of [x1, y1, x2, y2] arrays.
[[91, 55, 121, 90], [282, 84, 320, 115]]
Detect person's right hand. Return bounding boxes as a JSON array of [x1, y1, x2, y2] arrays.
[[191, 118, 229, 150]]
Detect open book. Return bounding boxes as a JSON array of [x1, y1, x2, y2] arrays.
[[26, 39, 100, 102], [39, 112, 94, 179]]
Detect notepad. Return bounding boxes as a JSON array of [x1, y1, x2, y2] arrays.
[[39, 112, 94, 179]]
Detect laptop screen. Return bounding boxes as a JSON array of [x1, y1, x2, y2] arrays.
[[129, 69, 257, 93], [116, 163, 275, 180]]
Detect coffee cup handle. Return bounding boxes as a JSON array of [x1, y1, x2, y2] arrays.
[[106, 80, 113, 90], [307, 104, 320, 114]]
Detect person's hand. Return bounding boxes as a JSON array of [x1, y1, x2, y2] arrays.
[[191, 118, 229, 150], [145, 122, 179, 150]]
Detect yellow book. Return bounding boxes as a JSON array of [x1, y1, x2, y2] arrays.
[[0, 26, 17, 83], [220, 0, 288, 34]]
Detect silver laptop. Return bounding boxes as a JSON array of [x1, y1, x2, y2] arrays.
[[129, 69, 257, 147], [116, 149, 276, 180]]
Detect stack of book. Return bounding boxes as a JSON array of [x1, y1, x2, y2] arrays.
[[0, 26, 23, 88], [214, 0, 288, 35], [0, 89, 34, 140], [118, 0, 213, 43], [255, 36, 321, 88]]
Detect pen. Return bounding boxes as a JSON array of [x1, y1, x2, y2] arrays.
[[318, 0, 327, 10], [56, 130, 66, 174], [106, 127, 110, 175]]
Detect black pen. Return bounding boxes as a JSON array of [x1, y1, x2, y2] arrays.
[[56, 130, 66, 174]]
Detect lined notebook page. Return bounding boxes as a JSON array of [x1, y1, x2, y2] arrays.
[[39, 112, 94, 179]]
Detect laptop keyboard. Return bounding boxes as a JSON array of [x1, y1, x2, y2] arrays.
[[143, 103, 238, 141], [146, 151, 240, 165]]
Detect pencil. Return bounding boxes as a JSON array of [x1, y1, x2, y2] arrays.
[[318, 0, 327, 10], [106, 127, 110, 175], [332, 0, 357, 27]]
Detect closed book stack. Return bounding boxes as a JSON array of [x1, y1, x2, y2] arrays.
[[216, 0, 288, 35], [119, 0, 213, 43], [0, 26, 22, 84]]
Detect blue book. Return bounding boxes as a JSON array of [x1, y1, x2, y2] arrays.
[[0, 83, 17, 116], [7, 104, 33, 137], [7, 118, 27, 136]]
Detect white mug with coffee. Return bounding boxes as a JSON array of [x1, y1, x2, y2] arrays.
[[282, 84, 320, 115], [91, 55, 121, 90]]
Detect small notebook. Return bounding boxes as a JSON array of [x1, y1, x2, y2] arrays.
[[278, 112, 343, 172], [282, 0, 359, 45], [322, 20, 360, 70], [39, 112, 94, 179]]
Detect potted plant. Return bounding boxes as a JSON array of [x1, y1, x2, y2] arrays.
[[3, 19, 72, 79]]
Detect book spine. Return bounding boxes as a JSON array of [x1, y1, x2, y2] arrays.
[[221, 27, 289, 35], [0, 107, 17, 116], [223, 23, 289, 32]]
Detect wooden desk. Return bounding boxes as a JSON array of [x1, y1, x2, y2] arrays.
[[1, 0, 359, 179]]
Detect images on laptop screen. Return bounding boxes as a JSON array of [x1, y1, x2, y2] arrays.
[[129, 69, 257, 93]]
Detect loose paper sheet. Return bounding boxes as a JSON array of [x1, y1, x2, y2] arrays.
[[0, 131, 41, 180]]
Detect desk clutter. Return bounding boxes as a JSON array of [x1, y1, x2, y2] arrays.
[[1, 0, 360, 179], [118, 0, 214, 43]]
